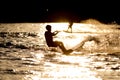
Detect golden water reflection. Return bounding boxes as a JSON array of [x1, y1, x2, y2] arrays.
[[25, 67, 102, 80], [24, 54, 102, 80], [1, 22, 120, 80]]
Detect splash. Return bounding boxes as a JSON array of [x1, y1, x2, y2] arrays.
[[80, 18, 103, 25]]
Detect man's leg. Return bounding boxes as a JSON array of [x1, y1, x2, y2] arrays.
[[54, 41, 73, 54], [54, 41, 67, 52]]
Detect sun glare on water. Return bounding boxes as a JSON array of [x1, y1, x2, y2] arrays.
[[49, 22, 69, 31], [24, 56, 102, 80], [0, 22, 120, 80]]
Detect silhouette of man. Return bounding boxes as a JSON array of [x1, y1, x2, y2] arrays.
[[67, 22, 73, 33], [44, 25, 73, 54]]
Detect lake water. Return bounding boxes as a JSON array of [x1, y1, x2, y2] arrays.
[[0, 21, 120, 80]]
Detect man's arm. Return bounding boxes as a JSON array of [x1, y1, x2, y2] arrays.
[[53, 31, 60, 35]]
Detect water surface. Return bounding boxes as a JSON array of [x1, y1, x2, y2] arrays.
[[0, 21, 120, 80]]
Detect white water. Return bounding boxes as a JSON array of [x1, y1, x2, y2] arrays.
[[0, 19, 120, 80]]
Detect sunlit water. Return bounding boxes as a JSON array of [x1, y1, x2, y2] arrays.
[[0, 20, 120, 80]]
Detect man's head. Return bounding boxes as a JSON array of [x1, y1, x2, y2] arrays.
[[46, 25, 51, 31]]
